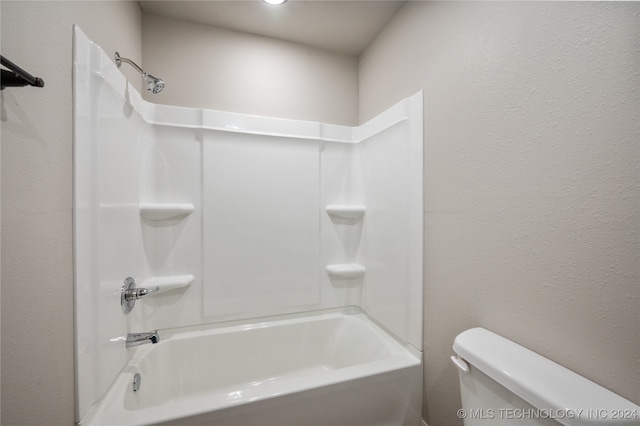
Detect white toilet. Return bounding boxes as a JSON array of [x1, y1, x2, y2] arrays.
[[452, 328, 640, 426]]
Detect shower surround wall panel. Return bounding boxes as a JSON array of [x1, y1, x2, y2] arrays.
[[361, 119, 424, 348], [137, 125, 203, 331], [202, 132, 321, 319], [320, 142, 367, 308], [73, 26, 422, 422], [74, 28, 149, 419]]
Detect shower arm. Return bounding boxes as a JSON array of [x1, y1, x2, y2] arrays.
[[114, 52, 165, 94], [114, 52, 144, 74]]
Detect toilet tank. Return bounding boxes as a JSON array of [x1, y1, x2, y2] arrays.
[[452, 328, 640, 426]]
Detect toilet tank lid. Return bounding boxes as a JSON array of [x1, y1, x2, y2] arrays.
[[453, 328, 640, 426]]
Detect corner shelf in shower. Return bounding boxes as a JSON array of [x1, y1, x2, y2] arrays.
[[141, 274, 194, 295], [325, 264, 366, 279], [326, 205, 366, 220], [139, 203, 195, 220]]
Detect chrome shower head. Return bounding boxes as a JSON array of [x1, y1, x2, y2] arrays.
[[143, 73, 165, 94], [114, 52, 165, 94]]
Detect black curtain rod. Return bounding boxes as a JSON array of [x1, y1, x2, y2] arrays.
[[1, 55, 45, 90]]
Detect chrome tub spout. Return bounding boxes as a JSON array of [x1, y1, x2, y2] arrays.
[[126, 331, 159, 348]]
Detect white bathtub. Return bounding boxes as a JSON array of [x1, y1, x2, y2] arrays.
[[79, 308, 422, 426]]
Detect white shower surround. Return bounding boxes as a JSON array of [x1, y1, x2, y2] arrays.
[[74, 26, 423, 422]]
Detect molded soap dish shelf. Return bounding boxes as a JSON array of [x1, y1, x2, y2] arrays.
[[326, 264, 365, 279], [326, 205, 365, 220], [140, 203, 194, 220]]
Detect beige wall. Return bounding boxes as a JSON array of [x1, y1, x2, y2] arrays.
[[360, 2, 639, 425], [142, 13, 359, 126], [0, 2, 141, 424]]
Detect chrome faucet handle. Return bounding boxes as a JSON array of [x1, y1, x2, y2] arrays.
[[121, 277, 159, 314], [124, 285, 159, 301]]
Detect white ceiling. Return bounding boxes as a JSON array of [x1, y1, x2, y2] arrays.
[[138, 1, 405, 56]]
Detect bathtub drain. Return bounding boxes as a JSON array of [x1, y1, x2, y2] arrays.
[[132, 373, 141, 392]]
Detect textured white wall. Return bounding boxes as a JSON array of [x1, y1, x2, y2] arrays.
[[0, 2, 142, 424], [142, 13, 359, 126], [359, 2, 639, 425]]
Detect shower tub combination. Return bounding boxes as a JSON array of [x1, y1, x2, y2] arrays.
[[74, 26, 423, 426], [80, 308, 422, 425]]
